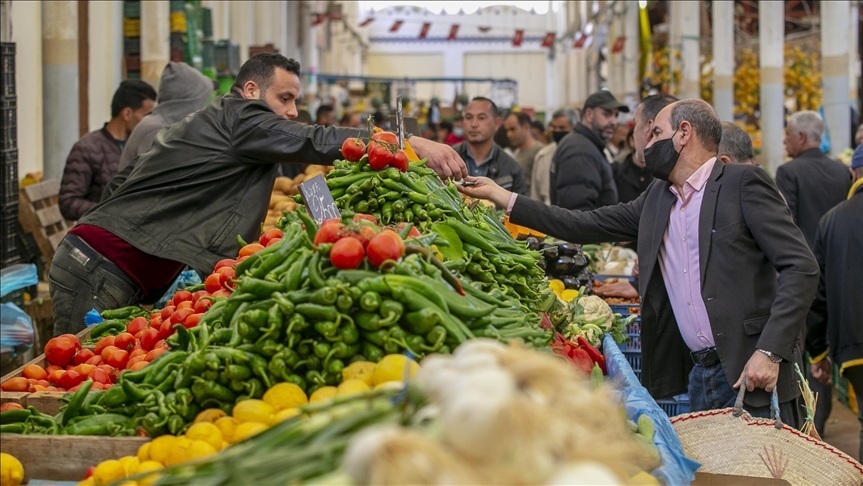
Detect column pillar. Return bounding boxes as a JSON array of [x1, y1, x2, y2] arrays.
[[41, 0, 78, 181], [608, 5, 624, 96], [229, 1, 252, 64], [758, 0, 784, 175], [13, 1, 43, 176], [821, 1, 851, 155], [713, 0, 734, 121], [88, 1, 123, 132], [622, 1, 640, 99], [299, 1, 319, 98], [283, 1, 300, 59], [667, 1, 680, 95], [849, 3, 860, 109], [679, 1, 700, 99], [140, 0, 169, 90]]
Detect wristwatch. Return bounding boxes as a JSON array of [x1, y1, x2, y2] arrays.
[[756, 349, 783, 363]]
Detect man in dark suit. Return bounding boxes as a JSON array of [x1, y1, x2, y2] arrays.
[[460, 99, 818, 425]]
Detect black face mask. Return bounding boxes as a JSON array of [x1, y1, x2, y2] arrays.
[[551, 131, 569, 144], [643, 130, 680, 181]]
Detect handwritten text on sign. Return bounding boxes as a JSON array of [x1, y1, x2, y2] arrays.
[[298, 174, 341, 225]]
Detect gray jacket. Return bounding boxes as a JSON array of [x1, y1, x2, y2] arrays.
[[88, 92, 365, 275]]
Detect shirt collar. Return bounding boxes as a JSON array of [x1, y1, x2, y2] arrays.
[[670, 157, 716, 200], [464, 143, 497, 166]]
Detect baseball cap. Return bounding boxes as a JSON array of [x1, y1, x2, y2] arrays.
[[583, 90, 630, 113], [852, 144, 863, 169]]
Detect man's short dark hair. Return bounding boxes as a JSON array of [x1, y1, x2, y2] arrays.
[[316, 105, 334, 121], [338, 112, 356, 125], [670, 99, 723, 152], [110, 80, 157, 118], [638, 94, 678, 124], [233, 53, 301, 93], [470, 97, 499, 118], [295, 109, 312, 125], [507, 112, 531, 127], [718, 122, 754, 163], [531, 120, 544, 133], [552, 108, 580, 127], [439, 121, 453, 132]]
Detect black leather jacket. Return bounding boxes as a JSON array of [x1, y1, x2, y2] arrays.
[[87, 92, 366, 275]]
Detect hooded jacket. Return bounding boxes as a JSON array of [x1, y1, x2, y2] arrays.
[[118, 62, 213, 170], [550, 124, 618, 211]]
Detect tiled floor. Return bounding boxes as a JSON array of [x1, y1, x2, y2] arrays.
[[822, 395, 860, 462]]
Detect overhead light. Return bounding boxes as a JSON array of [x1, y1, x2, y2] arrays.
[[638, 0, 648, 8]]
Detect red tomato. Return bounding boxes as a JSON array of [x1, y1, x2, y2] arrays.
[[145, 347, 168, 362], [217, 267, 236, 289], [204, 273, 223, 293], [160, 306, 176, 321], [74, 349, 96, 365], [265, 237, 281, 247], [57, 334, 83, 351], [97, 364, 116, 382], [184, 313, 203, 329], [0, 402, 24, 411], [213, 259, 236, 272], [390, 150, 409, 172], [176, 300, 194, 311], [89, 367, 111, 385], [330, 237, 365, 269], [47, 369, 65, 386], [313, 221, 346, 246], [171, 290, 193, 307], [238, 243, 265, 258], [104, 349, 130, 369], [354, 225, 379, 249], [211, 289, 232, 298], [396, 222, 422, 239], [90, 382, 105, 391], [128, 361, 149, 371], [126, 355, 147, 369], [85, 355, 103, 366], [367, 140, 394, 170], [366, 230, 406, 267], [44, 336, 79, 367], [170, 308, 195, 326], [149, 315, 163, 329], [58, 370, 86, 390], [74, 364, 95, 377], [158, 320, 176, 340], [352, 214, 378, 225], [1, 377, 29, 392], [94, 336, 116, 356], [192, 290, 210, 303], [371, 131, 398, 145], [194, 298, 213, 313], [100, 345, 120, 363], [126, 316, 149, 336], [22, 364, 48, 381], [129, 348, 148, 359], [340, 137, 367, 162], [114, 333, 136, 352], [259, 228, 284, 246], [45, 365, 62, 374]]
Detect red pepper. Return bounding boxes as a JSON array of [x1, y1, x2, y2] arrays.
[[576, 336, 607, 374], [569, 347, 595, 375]]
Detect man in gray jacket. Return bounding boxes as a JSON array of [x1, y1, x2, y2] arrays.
[[49, 53, 466, 335]]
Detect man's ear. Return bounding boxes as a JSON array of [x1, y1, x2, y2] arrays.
[[718, 154, 732, 164], [241, 80, 260, 99], [678, 120, 693, 145], [119, 107, 133, 122]]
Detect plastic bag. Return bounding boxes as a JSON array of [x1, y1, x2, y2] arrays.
[[0, 303, 35, 356], [154, 269, 202, 309], [0, 263, 38, 298]]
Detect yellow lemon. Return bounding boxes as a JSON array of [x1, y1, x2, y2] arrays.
[[136, 461, 162, 486], [186, 440, 218, 460], [273, 407, 301, 422], [92, 459, 126, 486], [184, 422, 223, 451], [118, 456, 140, 476], [372, 354, 419, 385], [262, 382, 308, 411], [309, 386, 338, 403], [336, 379, 370, 397], [341, 361, 376, 386], [136, 441, 151, 462], [162, 437, 193, 467], [561, 289, 580, 302], [233, 421, 268, 442], [146, 435, 176, 466], [549, 279, 565, 295], [0, 452, 24, 486], [374, 381, 405, 391], [232, 399, 275, 425], [77, 479, 95, 486], [214, 416, 240, 444], [193, 408, 227, 424]]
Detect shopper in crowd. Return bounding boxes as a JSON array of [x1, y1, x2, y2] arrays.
[[717, 122, 756, 166], [776, 110, 852, 436], [550, 90, 625, 211], [59, 80, 157, 221], [445, 115, 465, 145], [459, 99, 817, 427], [504, 112, 544, 196], [531, 108, 577, 205], [338, 112, 361, 129], [50, 53, 467, 335], [607, 121, 631, 163], [807, 144, 863, 461], [531, 120, 547, 145], [315, 104, 336, 127], [438, 121, 453, 144], [452, 97, 526, 204]]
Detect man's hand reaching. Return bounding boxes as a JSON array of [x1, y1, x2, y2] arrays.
[[407, 137, 468, 180], [456, 176, 513, 209]]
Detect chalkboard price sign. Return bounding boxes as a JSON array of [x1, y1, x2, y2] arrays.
[[297, 174, 341, 225]]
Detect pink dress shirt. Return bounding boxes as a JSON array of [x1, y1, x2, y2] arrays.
[[659, 157, 718, 352]]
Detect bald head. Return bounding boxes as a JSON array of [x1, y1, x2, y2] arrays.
[[663, 99, 722, 153]]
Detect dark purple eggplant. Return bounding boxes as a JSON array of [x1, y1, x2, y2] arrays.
[[557, 243, 580, 257], [570, 252, 590, 273], [537, 258, 547, 272], [561, 275, 579, 289], [543, 244, 559, 261], [575, 268, 594, 293], [552, 256, 576, 275], [524, 236, 541, 251]]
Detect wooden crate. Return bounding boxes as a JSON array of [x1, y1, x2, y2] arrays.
[[18, 179, 69, 280], [0, 434, 149, 482]]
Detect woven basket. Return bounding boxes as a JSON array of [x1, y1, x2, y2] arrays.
[[671, 408, 863, 485]]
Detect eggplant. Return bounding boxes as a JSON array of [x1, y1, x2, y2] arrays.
[[561, 275, 579, 290], [536, 258, 547, 272], [543, 244, 559, 261], [524, 236, 541, 251], [570, 252, 590, 273], [557, 243, 580, 257], [552, 256, 576, 276], [575, 268, 594, 293]]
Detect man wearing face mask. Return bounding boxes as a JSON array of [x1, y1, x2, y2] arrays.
[[531, 108, 578, 204], [459, 99, 818, 426], [550, 90, 626, 211], [49, 53, 467, 336]]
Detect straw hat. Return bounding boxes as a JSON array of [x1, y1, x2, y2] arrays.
[[671, 408, 863, 485]]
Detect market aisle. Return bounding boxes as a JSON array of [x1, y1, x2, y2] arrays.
[[823, 397, 860, 460]]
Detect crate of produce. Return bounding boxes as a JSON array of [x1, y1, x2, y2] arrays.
[[623, 349, 641, 381], [214, 40, 240, 76], [2, 215, 20, 264], [124, 54, 141, 72], [123, 36, 140, 55], [655, 394, 691, 418], [169, 0, 186, 12], [2, 150, 18, 206], [122, 18, 140, 37], [0, 435, 149, 482], [1, 102, 16, 150], [621, 316, 641, 352], [123, 0, 140, 19], [1, 43, 14, 98], [170, 11, 187, 33], [202, 7, 213, 38]]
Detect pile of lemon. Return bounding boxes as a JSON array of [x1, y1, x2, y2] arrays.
[[0, 452, 24, 486], [77, 354, 420, 486]]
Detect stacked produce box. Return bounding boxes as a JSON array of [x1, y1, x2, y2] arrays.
[[122, 1, 141, 79]]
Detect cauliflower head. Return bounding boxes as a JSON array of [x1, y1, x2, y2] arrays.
[[574, 295, 614, 330]]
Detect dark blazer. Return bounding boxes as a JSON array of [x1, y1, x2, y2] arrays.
[[511, 161, 819, 407], [775, 148, 851, 248]]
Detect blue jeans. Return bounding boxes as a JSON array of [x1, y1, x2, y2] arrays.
[[688, 362, 801, 429], [48, 235, 141, 336]]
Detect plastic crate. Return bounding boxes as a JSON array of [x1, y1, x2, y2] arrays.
[[169, 0, 186, 12], [170, 32, 186, 51], [214, 41, 240, 76], [123, 1, 140, 19], [170, 49, 185, 63], [1, 99, 15, 151], [623, 349, 641, 381], [201, 41, 215, 70], [0, 287, 24, 306], [609, 303, 641, 316], [1, 214, 20, 261], [1, 43, 14, 98], [170, 11, 187, 33], [655, 394, 691, 417], [1, 155, 18, 207], [123, 19, 141, 37], [124, 54, 141, 72], [202, 8, 213, 38], [123, 37, 140, 55]]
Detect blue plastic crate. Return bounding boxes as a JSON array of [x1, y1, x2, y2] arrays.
[[623, 350, 641, 380], [655, 394, 691, 417], [610, 303, 641, 316]]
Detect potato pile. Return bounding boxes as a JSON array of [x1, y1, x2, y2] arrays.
[[264, 165, 332, 230]]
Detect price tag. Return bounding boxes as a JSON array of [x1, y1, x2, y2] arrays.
[[298, 174, 341, 225]]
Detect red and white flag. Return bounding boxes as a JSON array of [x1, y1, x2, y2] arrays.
[[419, 22, 431, 39], [573, 33, 590, 49], [512, 29, 524, 47], [312, 13, 327, 26], [389, 20, 404, 33], [359, 18, 374, 27], [611, 36, 626, 53], [448, 24, 459, 40], [541, 32, 556, 48]]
